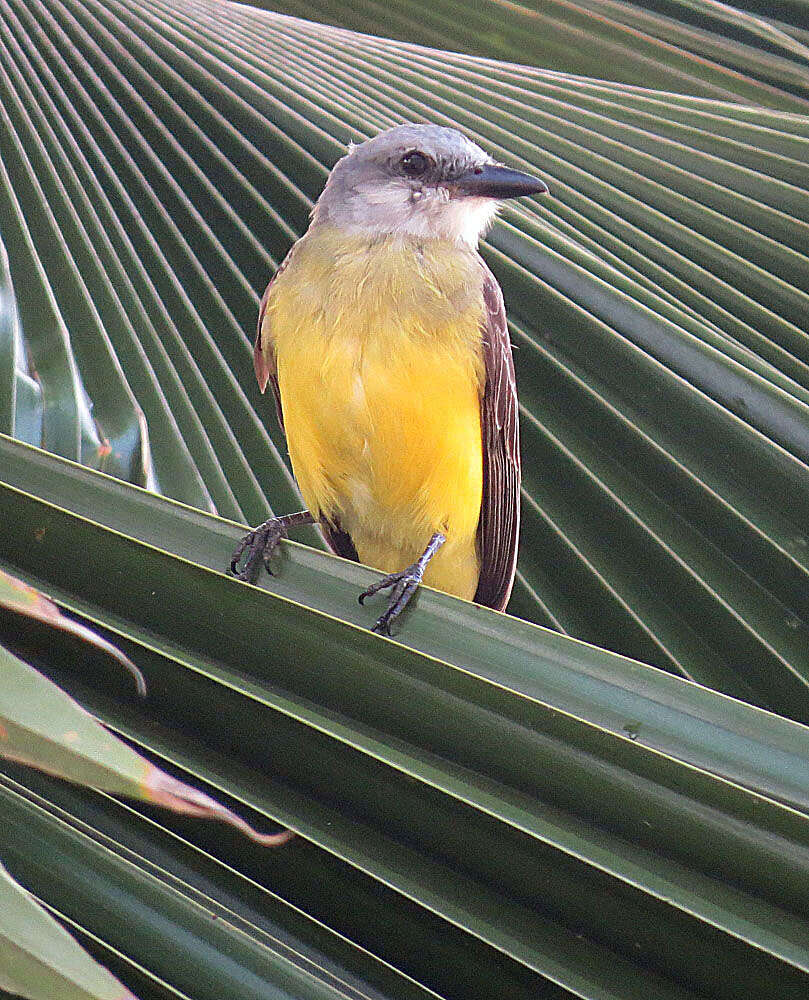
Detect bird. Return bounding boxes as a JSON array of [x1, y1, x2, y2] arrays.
[[231, 123, 549, 634]]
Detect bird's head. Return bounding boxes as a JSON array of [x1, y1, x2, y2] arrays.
[[311, 123, 549, 246]]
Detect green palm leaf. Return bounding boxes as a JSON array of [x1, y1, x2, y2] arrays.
[[4, 434, 809, 997], [2, 1, 809, 997], [4, 0, 809, 707], [0, 860, 136, 1000]]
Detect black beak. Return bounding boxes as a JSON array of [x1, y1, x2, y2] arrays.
[[453, 163, 549, 199]]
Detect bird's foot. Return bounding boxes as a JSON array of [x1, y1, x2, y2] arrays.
[[229, 510, 314, 582], [358, 532, 445, 636], [359, 564, 425, 636]]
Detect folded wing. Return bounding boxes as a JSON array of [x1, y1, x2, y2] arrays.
[[474, 263, 521, 612]]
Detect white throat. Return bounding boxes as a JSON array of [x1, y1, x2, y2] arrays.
[[312, 182, 499, 247]]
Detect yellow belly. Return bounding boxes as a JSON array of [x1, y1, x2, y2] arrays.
[[263, 228, 486, 600]]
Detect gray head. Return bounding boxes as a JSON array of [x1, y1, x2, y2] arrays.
[[311, 124, 548, 246]]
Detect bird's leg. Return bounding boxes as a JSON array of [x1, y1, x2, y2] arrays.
[[230, 510, 315, 582], [358, 532, 446, 636]]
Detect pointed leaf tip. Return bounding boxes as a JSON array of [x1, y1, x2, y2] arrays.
[[0, 569, 146, 696], [1, 647, 291, 848], [143, 765, 295, 846]]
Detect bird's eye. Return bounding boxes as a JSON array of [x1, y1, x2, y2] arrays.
[[400, 151, 430, 177]]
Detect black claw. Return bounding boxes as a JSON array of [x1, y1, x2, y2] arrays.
[[358, 569, 402, 604], [359, 533, 446, 635], [229, 520, 287, 583], [372, 616, 394, 637], [360, 566, 424, 636], [229, 534, 250, 575]]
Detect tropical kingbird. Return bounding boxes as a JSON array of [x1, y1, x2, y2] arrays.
[[231, 123, 549, 633]]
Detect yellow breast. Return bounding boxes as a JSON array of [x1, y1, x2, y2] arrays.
[[262, 226, 486, 600]]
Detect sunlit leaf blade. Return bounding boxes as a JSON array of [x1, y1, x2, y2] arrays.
[[3, 437, 809, 997], [0, 233, 24, 440], [256, 0, 809, 111], [4, 433, 809, 813], [2, 0, 809, 707], [0, 640, 291, 846], [0, 859, 137, 1000]]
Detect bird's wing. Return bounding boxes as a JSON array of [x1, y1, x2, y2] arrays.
[[253, 252, 359, 562], [474, 263, 521, 612], [254, 257, 288, 431]]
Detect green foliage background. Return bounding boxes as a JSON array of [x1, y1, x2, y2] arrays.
[[2, 1, 809, 998]]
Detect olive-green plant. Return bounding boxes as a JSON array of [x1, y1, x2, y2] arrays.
[[3, 1, 809, 997]]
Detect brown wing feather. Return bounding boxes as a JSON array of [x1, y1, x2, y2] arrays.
[[474, 264, 521, 611], [254, 252, 359, 563]]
